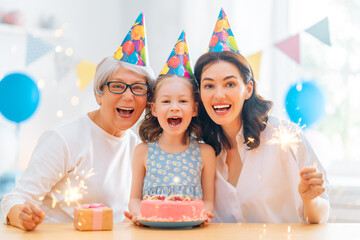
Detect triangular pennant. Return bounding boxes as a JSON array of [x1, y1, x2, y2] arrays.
[[305, 17, 331, 46], [55, 53, 78, 82], [26, 34, 53, 65], [246, 51, 262, 81], [275, 34, 300, 64], [76, 61, 97, 91], [160, 31, 194, 78]]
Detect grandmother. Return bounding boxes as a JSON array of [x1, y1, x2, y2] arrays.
[[1, 56, 154, 230]]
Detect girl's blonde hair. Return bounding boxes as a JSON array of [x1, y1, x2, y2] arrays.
[[139, 74, 202, 144]]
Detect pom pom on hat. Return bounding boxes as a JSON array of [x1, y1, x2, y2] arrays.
[[207, 8, 240, 53], [160, 30, 194, 79]]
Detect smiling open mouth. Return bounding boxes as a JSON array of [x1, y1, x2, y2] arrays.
[[167, 117, 183, 127], [117, 107, 134, 116], [213, 104, 231, 113]]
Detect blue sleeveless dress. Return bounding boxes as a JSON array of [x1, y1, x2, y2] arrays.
[[142, 139, 203, 199]]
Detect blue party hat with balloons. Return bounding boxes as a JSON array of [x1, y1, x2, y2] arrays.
[[160, 30, 194, 78], [114, 12, 149, 66], [207, 8, 240, 53]]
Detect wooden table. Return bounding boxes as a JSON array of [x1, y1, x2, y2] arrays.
[[1, 223, 359, 240]]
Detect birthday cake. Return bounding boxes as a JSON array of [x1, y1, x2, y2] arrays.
[[138, 195, 207, 222]]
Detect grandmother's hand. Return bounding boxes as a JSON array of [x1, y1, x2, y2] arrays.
[[7, 201, 46, 231], [298, 167, 325, 202]]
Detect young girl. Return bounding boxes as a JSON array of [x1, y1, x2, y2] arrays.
[[124, 73, 216, 225]]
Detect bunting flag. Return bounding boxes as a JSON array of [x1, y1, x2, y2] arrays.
[[275, 34, 300, 64], [76, 61, 97, 91], [305, 17, 331, 46], [55, 53, 78, 82], [26, 34, 53, 66], [246, 51, 262, 81]]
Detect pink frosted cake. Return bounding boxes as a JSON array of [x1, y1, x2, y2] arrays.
[[138, 196, 206, 222]]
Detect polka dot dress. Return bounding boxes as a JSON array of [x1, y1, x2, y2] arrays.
[[142, 139, 203, 199]]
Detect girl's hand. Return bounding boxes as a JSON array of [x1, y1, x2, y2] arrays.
[[7, 201, 46, 231], [124, 211, 142, 226], [200, 210, 214, 226], [298, 167, 325, 202]]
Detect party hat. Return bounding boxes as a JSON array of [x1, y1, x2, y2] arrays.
[[160, 30, 194, 78], [207, 8, 240, 53], [114, 12, 148, 66]]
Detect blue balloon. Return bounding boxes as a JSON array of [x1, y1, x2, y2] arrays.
[[285, 80, 325, 128], [0, 72, 40, 123]]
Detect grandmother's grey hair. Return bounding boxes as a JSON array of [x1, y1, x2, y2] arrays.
[[93, 56, 155, 96]]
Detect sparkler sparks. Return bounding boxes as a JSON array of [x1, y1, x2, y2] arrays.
[[40, 167, 96, 208], [63, 178, 84, 206], [268, 120, 302, 160], [246, 137, 255, 145], [63, 167, 95, 206]]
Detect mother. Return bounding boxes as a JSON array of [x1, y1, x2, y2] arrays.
[[1, 13, 154, 230], [194, 50, 329, 224]]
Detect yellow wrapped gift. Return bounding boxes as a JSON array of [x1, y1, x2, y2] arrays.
[[74, 203, 113, 231]]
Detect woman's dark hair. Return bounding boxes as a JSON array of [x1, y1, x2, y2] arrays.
[[194, 51, 273, 155], [139, 74, 202, 144]]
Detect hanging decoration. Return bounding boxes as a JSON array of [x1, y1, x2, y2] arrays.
[[76, 61, 97, 91], [275, 34, 300, 64], [26, 34, 53, 66], [246, 51, 262, 81], [305, 17, 331, 46]]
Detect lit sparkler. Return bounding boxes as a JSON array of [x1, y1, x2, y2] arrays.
[[267, 120, 302, 160], [63, 167, 95, 206], [39, 167, 96, 208]]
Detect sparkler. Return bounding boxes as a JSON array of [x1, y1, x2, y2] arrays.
[[267, 120, 302, 161], [40, 167, 96, 208], [63, 177, 84, 206], [63, 167, 95, 206]]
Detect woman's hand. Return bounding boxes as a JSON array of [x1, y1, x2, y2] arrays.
[[7, 201, 46, 231], [124, 211, 142, 226], [298, 167, 325, 202]]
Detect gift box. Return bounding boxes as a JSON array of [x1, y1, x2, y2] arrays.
[[74, 203, 113, 231]]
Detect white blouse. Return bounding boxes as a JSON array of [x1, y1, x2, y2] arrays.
[[212, 116, 329, 223]]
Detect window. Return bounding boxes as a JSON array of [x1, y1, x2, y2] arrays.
[[289, 0, 360, 222]]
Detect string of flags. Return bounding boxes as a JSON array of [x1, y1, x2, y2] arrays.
[[246, 17, 330, 80], [23, 16, 331, 88], [24, 33, 96, 91]]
